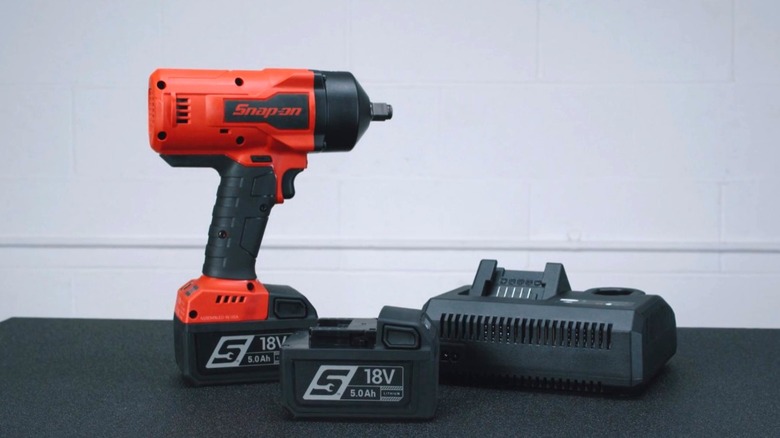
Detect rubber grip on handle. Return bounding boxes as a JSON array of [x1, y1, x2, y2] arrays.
[[161, 155, 276, 280]]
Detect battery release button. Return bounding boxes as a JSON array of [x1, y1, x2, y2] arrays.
[[383, 325, 419, 349], [274, 298, 307, 319]]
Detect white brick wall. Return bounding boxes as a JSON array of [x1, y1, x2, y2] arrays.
[[539, 1, 733, 82], [1, 1, 779, 327]]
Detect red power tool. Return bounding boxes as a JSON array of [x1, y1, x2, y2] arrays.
[[148, 68, 391, 385]]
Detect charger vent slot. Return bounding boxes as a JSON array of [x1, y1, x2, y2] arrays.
[[445, 371, 605, 393], [440, 313, 612, 349]]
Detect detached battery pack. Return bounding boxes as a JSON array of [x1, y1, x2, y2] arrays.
[[423, 260, 677, 393], [280, 306, 438, 419]]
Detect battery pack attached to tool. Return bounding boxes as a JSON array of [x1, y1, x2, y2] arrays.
[[423, 260, 677, 393], [174, 283, 317, 385], [280, 306, 438, 419]]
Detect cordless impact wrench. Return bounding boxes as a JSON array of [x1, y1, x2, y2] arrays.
[[148, 68, 391, 385]]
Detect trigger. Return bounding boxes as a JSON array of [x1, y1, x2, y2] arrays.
[[282, 169, 304, 199]]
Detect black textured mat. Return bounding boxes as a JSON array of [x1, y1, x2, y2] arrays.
[[1, 318, 778, 437]]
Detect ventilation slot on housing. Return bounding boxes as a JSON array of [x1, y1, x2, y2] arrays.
[[175, 97, 190, 124], [215, 295, 245, 304], [440, 313, 613, 349], [447, 370, 604, 393]]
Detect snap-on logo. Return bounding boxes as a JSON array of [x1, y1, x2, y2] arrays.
[[231, 104, 302, 118], [303, 365, 358, 401], [224, 94, 309, 129], [205, 335, 253, 368]]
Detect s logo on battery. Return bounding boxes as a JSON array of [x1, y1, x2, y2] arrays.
[[303, 365, 404, 402], [205, 335, 254, 368], [303, 366, 357, 400], [205, 333, 291, 369]]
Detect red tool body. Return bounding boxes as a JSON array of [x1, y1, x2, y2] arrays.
[[148, 68, 391, 385]]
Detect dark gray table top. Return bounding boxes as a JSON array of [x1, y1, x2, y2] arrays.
[[1, 318, 778, 437]]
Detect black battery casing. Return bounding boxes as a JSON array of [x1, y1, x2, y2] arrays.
[[422, 260, 677, 393], [280, 306, 438, 419], [174, 284, 317, 386]]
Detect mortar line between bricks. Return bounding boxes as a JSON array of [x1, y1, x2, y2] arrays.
[[363, 80, 736, 87], [336, 180, 344, 271], [526, 183, 532, 247], [719, 181, 726, 272], [6, 266, 780, 277], [69, 86, 77, 177], [535, 0, 541, 80], [68, 275, 76, 317], [346, 0, 353, 69], [731, 0, 736, 82], [2, 239, 780, 254]]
